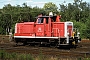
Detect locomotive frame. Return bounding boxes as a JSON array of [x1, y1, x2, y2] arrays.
[[14, 14, 81, 47]]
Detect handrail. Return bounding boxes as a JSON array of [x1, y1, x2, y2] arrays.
[[52, 28, 60, 37], [52, 28, 60, 44]]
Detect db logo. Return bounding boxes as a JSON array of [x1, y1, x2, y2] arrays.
[[38, 27, 42, 32]]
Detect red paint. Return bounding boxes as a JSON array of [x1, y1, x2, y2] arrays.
[[67, 25, 72, 36], [15, 22, 35, 36], [52, 22, 64, 37], [35, 24, 45, 36], [14, 15, 73, 38]]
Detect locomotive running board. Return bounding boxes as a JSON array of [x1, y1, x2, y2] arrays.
[[14, 36, 60, 39]]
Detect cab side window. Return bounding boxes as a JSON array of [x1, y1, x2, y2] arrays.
[[38, 18, 43, 23]]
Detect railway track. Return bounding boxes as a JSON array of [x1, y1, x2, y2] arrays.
[[0, 42, 90, 58]]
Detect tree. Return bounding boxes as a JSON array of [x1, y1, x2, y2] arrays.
[[84, 18, 90, 39], [43, 2, 58, 15]]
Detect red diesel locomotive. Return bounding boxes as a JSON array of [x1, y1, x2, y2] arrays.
[[14, 13, 81, 47]]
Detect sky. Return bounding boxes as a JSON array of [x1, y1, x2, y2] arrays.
[[0, 0, 89, 9]]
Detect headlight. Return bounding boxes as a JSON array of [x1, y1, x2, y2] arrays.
[[77, 32, 80, 35]]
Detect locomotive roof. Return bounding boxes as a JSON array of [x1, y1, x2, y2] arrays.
[[36, 15, 57, 18]]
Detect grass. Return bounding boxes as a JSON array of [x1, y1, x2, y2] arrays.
[[0, 50, 89, 60], [0, 50, 34, 60]]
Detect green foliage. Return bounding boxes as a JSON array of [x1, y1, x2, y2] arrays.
[[0, 50, 18, 59], [0, 50, 90, 60], [18, 53, 34, 60], [0, 50, 34, 60], [38, 49, 44, 60], [43, 2, 58, 15], [84, 18, 90, 39], [59, 0, 90, 39], [0, 0, 90, 39], [0, 3, 44, 35], [73, 20, 86, 38], [60, 0, 90, 22]]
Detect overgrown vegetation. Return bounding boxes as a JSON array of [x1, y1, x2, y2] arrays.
[[0, 50, 34, 60], [0, 0, 90, 39], [0, 50, 89, 60]]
